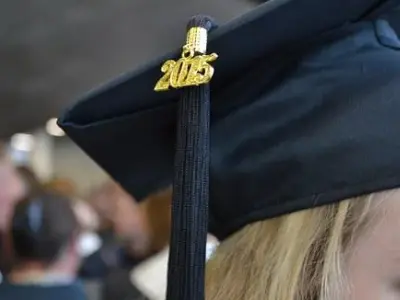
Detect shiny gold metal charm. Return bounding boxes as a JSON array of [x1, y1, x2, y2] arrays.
[[154, 26, 218, 92]]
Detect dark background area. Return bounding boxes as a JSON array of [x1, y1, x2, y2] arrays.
[[0, 0, 254, 138]]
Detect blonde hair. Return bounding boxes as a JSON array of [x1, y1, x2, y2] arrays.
[[205, 193, 385, 300]]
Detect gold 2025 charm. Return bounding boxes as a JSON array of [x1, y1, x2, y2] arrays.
[[154, 27, 218, 92]]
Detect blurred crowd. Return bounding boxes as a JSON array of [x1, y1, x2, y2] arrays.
[[0, 144, 205, 300]]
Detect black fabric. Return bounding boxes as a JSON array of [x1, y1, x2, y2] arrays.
[[382, 4, 400, 31], [59, 3, 400, 241], [0, 281, 87, 300]]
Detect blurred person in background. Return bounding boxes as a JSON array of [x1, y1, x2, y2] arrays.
[[80, 181, 149, 279], [73, 200, 103, 265], [101, 186, 172, 300], [82, 181, 173, 275], [0, 148, 26, 234], [81, 180, 212, 300], [0, 193, 86, 300], [44, 177, 102, 260], [80, 181, 171, 300], [0, 146, 26, 274], [98, 184, 217, 300]]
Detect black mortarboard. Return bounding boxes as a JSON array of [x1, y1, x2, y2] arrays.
[[59, 1, 400, 299]]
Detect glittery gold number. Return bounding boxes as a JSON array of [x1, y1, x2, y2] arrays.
[[187, 53, 218, 86], [170, 58, 190, 89], [154, 55, 218, 91], [154, 60, 176, 92]]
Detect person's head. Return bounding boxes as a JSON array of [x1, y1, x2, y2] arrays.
[[9, 193, 80, 276], [205, 190, 400, 300]]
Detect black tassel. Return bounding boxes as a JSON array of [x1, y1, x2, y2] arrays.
[[166, 15, 216, 300]]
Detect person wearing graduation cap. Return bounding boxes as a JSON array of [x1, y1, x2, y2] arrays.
[[58, 0, 400, 299]]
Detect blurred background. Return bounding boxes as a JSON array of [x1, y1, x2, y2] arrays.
[[0, 1, 255, 299]]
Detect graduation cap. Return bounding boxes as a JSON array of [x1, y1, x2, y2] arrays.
[[59, 0, 400, 299]]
